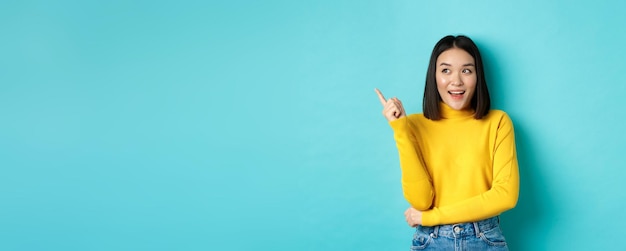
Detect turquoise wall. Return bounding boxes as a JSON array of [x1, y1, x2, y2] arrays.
[[2, 0, 625, 250]]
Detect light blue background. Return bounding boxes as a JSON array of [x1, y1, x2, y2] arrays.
[[1, 1, 625, 250]]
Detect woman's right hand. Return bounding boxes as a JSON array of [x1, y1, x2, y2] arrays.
[[375, 88, 406, 122]]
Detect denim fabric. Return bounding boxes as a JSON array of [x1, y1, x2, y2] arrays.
[[411, 217, 508, 251]]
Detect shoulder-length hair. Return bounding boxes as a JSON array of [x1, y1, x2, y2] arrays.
[[423, 35, 491, 120]]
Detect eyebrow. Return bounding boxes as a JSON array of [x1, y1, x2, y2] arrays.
[[439, 62, 476, 67]]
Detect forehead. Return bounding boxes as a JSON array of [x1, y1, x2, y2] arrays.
[[436, 48, 475, 65]]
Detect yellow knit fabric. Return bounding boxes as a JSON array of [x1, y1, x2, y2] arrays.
[[389, 103, 519, 226]]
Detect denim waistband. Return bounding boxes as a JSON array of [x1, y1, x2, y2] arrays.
[[417, 216, 500, 238]]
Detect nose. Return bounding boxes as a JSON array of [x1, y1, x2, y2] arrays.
[[450, 73, 463, 86]]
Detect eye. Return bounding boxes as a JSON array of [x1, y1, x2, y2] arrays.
[[441, 69, 450, 74], [462, 69, 473, 74]]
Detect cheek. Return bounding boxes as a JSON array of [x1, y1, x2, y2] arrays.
[[436, 76, 448, 87], [464, 76, 477, 89], [435, 72, 448, 86], [436, 81, 447, 93]]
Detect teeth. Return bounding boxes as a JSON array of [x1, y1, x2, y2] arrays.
[[449, 91, 465, 95]]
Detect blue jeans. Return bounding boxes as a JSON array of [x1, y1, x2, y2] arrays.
[[411, 216, 508, 251]]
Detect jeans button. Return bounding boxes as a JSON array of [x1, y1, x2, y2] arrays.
[[454, 226, 462, 233]]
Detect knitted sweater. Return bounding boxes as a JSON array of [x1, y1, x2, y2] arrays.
[[390, 103, 519, 226]]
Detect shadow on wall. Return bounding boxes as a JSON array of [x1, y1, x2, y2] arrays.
[[478, 39, 556, 250], [499, 121, 555, 251]]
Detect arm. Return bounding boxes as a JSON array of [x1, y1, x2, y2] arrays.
[[390, 116, 434, 211], [374, 88, 434, 210], [420, 114, 520, 226]]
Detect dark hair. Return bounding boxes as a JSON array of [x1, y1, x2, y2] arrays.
[[423, 35, 491, 120]]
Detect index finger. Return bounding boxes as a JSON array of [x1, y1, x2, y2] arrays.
[[375, 88, 387, 106]]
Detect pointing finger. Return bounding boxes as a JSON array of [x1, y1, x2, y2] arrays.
[[375, 88, 387, 106]]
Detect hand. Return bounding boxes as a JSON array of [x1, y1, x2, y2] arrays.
[[404, 207, 423, 227], [375, 88, 406, 122]]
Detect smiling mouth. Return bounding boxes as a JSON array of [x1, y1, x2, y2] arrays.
[[448, 91, 465, 95]]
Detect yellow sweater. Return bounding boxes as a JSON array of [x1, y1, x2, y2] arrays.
[[390, 103, 519, 226]]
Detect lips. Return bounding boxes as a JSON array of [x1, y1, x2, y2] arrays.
[[448, 90, 465, 95]]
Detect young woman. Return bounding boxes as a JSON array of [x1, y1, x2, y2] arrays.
[[375, 35, 519, 250]]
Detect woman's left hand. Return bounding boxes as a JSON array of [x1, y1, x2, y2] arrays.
[[404, 207, 423, 227]]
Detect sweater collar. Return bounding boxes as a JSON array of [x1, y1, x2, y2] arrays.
[[440, 102, 475, 119]]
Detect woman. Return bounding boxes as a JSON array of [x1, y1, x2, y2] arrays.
[[375, 35, 519, 250]]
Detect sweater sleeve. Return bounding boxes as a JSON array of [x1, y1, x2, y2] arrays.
[[389, 116, 434, 210], [420, 114, 520, 226]]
